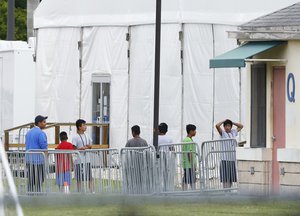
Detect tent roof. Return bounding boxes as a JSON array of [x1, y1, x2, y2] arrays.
[[34, 0, 300, 28]]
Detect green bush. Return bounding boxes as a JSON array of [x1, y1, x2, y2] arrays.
[[0, 0, 27, 41]]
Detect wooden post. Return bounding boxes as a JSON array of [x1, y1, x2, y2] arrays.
[[4, 131, 9, 151], [95, 125, 100, 145], [102, 125, 108, 146], [55, 126, 60, 144]]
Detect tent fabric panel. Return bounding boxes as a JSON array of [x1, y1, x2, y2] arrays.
[[158, 24, 182, 144], [213, 25, 246, 140], [128, 24, 182, 144], [35, 28, 81, 143], [128, 25, 155, 144], [35, 28, 81, 122], [81, 27, 129, 149], [183, 24, 214, 144]]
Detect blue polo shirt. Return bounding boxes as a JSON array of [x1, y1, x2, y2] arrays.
[[25, 126, 48, 163]]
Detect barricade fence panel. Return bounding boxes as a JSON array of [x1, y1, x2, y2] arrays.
[[7, 151, 46, 195], [157, 142, 201, 194], [1, 149, 23, 216], [8, 149, 121, 195], [201, 139, 238, 192], [6, 140, 238, 195], [120, 146, 156, 195], [44, 150, 81, 194], [80, 149, 121, 194]]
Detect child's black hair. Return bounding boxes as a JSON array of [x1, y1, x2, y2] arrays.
[[59, 131, 68, 141], [223, 119, 233, 127], [186, 124, 196, 134]]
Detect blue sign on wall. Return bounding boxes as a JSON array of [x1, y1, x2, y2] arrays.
[[287, 73, 295, 102]]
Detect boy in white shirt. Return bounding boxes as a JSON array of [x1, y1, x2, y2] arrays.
[[215, 119, 243, 188], [158, 123, 173, 151], [216, 119, 243, 139]]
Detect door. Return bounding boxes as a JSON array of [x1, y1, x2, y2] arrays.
[[92, 74, 110, 145], [251, 64, 267, 147], [272, 66, 286, 194]]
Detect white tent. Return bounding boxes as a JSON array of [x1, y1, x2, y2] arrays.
[[34, 0, 299, 27], [33, 0, 299, 148]]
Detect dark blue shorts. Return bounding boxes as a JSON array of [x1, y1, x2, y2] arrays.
[[75, 163, 92, 181], [183, 168, 196, 184]]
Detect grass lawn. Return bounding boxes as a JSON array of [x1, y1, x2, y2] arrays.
[[19, 195, 300, 216]]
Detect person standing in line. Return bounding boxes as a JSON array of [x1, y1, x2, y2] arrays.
[[182, 124, 197, 191], [157, 122, 174, 191], [158, 122, 173, 149], [25, 115, 48, 193], [125, 125, 148, 147], [124, 125, 148, 193], [55, 131, 74, 192], [216, 119, 243, 188], [72, 119, 93, 192]]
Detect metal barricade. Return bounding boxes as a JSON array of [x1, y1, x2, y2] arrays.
[[1, 141, 23, 216], [120, 146, 156, 195], [201, 139, 238, 192], [157, 142, 201, 194], [79, 149, 121, 194], [7, 151, 46, 195], [6, 139, 239, 196], [44, 150, 81, 194]]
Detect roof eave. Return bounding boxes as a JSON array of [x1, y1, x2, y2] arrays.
[[228, 30, 300, 41]]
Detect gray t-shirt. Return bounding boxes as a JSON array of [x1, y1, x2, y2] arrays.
[[125, 137, 148, 147], [72, 133, 93, 163]]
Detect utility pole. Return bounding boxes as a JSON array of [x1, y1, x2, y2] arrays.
[[153, 0, 161, 151], [6, 0, 15, 40]]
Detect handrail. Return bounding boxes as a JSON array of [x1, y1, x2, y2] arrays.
[[4, 122, 109, 132], [4, 122, 110, 151], [4, 123, 34, 133], [44, 122, 109, 130]]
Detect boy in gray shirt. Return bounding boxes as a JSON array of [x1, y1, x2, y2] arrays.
[[126, 125, 148, 147]]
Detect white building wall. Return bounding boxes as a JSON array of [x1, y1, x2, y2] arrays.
[[284, 41, 300, 149], [0, 49, 35, 140]]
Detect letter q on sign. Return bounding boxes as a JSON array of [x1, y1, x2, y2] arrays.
[[287, 73, 295, 103]]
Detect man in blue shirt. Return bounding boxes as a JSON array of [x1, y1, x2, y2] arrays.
[[25, 115, 48, 193]]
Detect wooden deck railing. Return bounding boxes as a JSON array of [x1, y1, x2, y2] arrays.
[[4, 122, 109, 151]]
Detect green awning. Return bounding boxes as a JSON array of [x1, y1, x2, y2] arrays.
[[209, 41, 285, 68]]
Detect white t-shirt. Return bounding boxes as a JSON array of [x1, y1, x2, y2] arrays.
[[158, 135, 173, 152], [72, 133, 92, 148], [72, 133, 92, 163], [221, 129, 238, 139], [220, 129, 237, 161]]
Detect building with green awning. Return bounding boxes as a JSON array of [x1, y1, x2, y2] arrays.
[[210, 2, 300, 196]]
